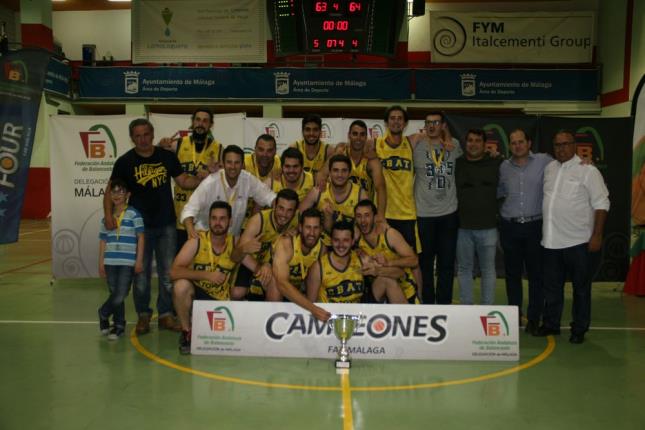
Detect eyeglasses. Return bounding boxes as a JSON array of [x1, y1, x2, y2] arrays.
[[424, 120, 442, 126]]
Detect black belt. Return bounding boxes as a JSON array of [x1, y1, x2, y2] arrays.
[[504, 215, 542, 224]]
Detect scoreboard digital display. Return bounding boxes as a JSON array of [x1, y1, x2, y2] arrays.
[[267, 0, 406, 56]]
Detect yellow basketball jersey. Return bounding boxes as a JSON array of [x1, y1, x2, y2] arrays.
[[191, 231, 238, 300], [275, 171, 315, 203], [244, 153, 281, 182], [318, 252, 365, 303], [242, 153, 281, 227], [174, 136, 222, 229], [346, 149, 374, 200], [254, 208, 299, 265], [357, 230, 418, 302], [317, 182, 362, 225], [287, 235, 324, 292], [295, 140, 328, 176], [248, 209, 299, 299], [375, 136, 415, 220]]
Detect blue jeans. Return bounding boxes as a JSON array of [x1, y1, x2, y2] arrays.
[[100, 265, 134, 328], [499, 219, 544, 322], [134, 223, 176, 317], [542, 243, 598, 335], [457, 228, 497, 305], [417, 211, 459, 304]]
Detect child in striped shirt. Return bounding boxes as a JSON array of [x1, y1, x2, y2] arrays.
[[98, 178, 144, 340]]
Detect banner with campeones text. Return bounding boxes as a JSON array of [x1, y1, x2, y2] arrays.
[[191, 301, 520, 362]]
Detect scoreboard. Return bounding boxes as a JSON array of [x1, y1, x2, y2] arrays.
[[267, 0, 406, 56]]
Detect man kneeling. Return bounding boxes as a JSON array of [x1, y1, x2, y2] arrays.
[[170, 201, 253, 354]]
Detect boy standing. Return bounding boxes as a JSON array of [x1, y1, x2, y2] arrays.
[[98, 178, 144, 340]]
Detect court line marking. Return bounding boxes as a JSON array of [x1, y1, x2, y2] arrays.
[[340, 372, 353, 430], [0, 258, 52, 276], [18, 228, 50, 237], [129, 327, 558, 393]]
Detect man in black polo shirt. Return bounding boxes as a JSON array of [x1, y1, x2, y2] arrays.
[[104, 118, 202, 335]]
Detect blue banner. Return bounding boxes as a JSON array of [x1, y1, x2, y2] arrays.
[[44, 57, 71, 97], [0, 49, 51, 244], [415, 69, 599, 101], [79, 67, 411, 100]]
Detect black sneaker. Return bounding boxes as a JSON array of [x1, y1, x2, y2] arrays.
[[107, 326, 125, 341], [179, 330, 191, 355], [99, 311, 110, 336]]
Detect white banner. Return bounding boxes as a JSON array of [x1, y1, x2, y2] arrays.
[[50, 115, 138, 278], [132, 0, 267, 64], [191, 302, 520, 362], [148, 112, 246, 148], [430, 11, 595, 64]]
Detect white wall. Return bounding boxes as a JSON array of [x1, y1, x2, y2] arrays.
[[52, 10, 131, 61]]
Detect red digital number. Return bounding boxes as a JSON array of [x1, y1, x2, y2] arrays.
[[313, 39, 320, 48], [338, 39, 345, 48], [322, 20, 349, 31], [323, 20, 335, 31], [349, 2, 361, 13], [326, 39, 337, 48], [352, 39, 359, 48], [315, 2, 327, 12], [332, 2, 340, 11]]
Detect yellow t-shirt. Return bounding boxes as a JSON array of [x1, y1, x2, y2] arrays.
[[317, 252, 365, 303], [191, 231, 238, 300], [317, 182, 362, 225], [295, 140, 328, 177], [357, 230, 418, 302], [375, 136, 416, 220], [274, 171, 315, 203], [346, 149, 374, 200], [174, 136, 222, 229], [287, 235, 324, 292]]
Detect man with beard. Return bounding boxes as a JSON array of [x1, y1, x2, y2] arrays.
[[299, 154, 368, 235], [292, 113, 338, 181], [241, 134, 283, 225], [159, 108, 222, 251], [270, 208, 330, 320], [170, 201, 252, 354], [273, 147, 315, 202], [235, 189, 300, 301], [354, 200, 418, 304], [344, 120, 388, 224], [307, 220, 366, 304], [181, 145, 276, 237]]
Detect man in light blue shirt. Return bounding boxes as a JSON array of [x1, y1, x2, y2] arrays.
[[498, 129, 552, 334]]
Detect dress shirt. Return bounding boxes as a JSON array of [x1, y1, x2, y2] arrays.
[[180, 170, 276, 236], [498, 152, 552, 220], [542, 154, 610, 249]]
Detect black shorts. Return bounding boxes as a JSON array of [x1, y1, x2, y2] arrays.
[[193, 286, 217, 301]]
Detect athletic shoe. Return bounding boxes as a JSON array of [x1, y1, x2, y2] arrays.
[[99, 311, 110, 336], [107, 326, 125, 341], [179, 330, 191, 355]]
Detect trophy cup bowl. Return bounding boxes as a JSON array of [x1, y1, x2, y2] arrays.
[[329, 314, 360, 369]]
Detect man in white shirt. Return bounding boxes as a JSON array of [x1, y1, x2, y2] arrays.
[[181, 145, 276, 236], [537, 130, 610, 344]]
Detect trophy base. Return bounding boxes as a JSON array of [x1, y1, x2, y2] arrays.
[[335, 360, 351, 369]]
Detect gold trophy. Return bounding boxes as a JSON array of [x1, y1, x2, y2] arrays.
[[329, 314, 361, 369]]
